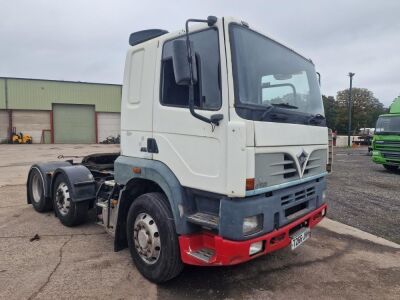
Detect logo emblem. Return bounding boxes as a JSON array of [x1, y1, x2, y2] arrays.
[[297, 149, 308, 174]]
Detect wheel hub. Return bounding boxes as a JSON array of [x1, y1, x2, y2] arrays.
[[133, 213, 161, 265], [55, 183, 71, 216]]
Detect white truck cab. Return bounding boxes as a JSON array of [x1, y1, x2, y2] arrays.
[[27, 16, 328, 283]]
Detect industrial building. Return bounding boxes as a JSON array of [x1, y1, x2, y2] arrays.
[[0, 77, 121, 144]]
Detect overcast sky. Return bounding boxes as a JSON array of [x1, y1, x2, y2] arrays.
[[1, 0, 399, 106]]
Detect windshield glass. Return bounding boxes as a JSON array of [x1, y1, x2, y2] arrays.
[[229, 24, 324, 125], [375, 115, 400, 134]]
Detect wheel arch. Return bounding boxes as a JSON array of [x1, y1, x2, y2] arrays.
[[113, 156, 190, 251], [51, 165, 96, 204], [27, 161, 71, 204]]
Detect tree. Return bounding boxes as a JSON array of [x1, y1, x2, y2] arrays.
[[322, 95, 337, 129], [335, 88, 386, 134]]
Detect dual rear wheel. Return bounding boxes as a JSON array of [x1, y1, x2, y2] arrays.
[[28, 170, 88, 226], [28, 170, 183, 282]]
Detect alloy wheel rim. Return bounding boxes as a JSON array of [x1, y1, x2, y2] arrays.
[[55, 182, 71, 216], [133, 213, 161, 265]]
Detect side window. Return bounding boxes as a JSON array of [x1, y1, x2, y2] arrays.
[[161, 28, 221, 110]]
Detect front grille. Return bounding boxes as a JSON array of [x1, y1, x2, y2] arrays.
[[255, 153, 300, 188], [382, 152, 400, 159], [280, 186, 315, 219], [375, 141, 400, 152], [303, 149, 327, 177], [285, 202, 308, 218], [283, 154, 297, 179], [281, 186, 315, 206], [254, 149, 327, 189]]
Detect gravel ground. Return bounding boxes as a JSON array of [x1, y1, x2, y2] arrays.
[[0, 144, 399, 299], [327, 146, 400, 244]]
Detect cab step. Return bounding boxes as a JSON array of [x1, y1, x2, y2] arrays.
[[187, 212, 219, 229], [187, 248, 215, 263], [104, 180, 115, 187], [96, 200, 108, 209]]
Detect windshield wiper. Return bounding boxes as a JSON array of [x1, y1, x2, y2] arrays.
[[260, 105, 292, 121], [260, 103, 297, 120], [308, 114, 325, 125], [270, 103, 298, 109]]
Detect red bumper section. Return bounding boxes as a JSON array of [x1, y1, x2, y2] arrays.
[[179, 204, 327, 266]]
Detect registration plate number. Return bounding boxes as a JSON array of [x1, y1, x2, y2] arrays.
[[291, 228, 311, 250]]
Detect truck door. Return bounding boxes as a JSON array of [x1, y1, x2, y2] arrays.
[[120, 40, 157, 159], [152, 26, 228, 195]]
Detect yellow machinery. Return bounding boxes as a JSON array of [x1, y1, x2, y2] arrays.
[[11, 127, 32, 144]]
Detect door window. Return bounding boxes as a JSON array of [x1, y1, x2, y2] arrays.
[[160, 28, 221, 110]]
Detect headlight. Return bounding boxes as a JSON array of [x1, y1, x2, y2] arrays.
[[243, 214, 263, 235], [372, 150, 380, 156]]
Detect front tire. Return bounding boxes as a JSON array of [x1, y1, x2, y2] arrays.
[[28, 168, 52, 212], [52, 174, 89, 227], [127, 192, 183, 283], [383, 164, 398, 172]]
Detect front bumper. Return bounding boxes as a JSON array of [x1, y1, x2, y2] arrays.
[[179, 203, 327, 266]]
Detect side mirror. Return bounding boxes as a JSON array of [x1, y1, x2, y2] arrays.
[[171, 39, 197, 85]]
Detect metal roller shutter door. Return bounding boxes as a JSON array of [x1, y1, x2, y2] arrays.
[[12, 110, 50, 143], [97, 112, 120, 142], [53, 104, 96, 144]]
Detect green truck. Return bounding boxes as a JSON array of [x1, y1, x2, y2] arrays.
[[372, 97, 400, 171]]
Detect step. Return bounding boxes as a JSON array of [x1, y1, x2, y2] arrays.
[[188, 248, 215, 263], [104, 180, 115, 187], [187, 212, 219, 229], [96, 200, 108, 209]]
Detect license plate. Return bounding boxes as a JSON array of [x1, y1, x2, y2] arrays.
[[291, 228, 311, 250]]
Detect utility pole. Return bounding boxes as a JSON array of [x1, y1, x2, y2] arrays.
[[347, 72, 355, 147]]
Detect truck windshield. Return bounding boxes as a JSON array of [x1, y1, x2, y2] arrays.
[[375, 116, 400, 134], [229, 24, 325, 125]]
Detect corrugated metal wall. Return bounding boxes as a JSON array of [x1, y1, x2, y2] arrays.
[[0, 110, 8, 142], [0, 79, 6, 109], [3, 78, 121, 112]]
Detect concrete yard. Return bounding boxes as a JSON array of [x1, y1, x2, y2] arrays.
[[0, 144, 399, 299], [327, 147, 400, 244]]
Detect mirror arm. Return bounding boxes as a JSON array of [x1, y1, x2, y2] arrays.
[[188, 86, 213, 124], [185, 17, 220, 126]]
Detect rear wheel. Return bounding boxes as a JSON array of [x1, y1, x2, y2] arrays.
[[28, 168, 52, 212], [383, 164, 398, 172], [53, 174, 89, 227], [127, 192, 183, 283]]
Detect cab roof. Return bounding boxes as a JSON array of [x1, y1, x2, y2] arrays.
[[390, 97, 400, 114]]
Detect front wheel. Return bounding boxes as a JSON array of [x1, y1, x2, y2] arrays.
[[126, 192, 183, 283], [53, 174, 89, 227], [383, 164, 398, 172]]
